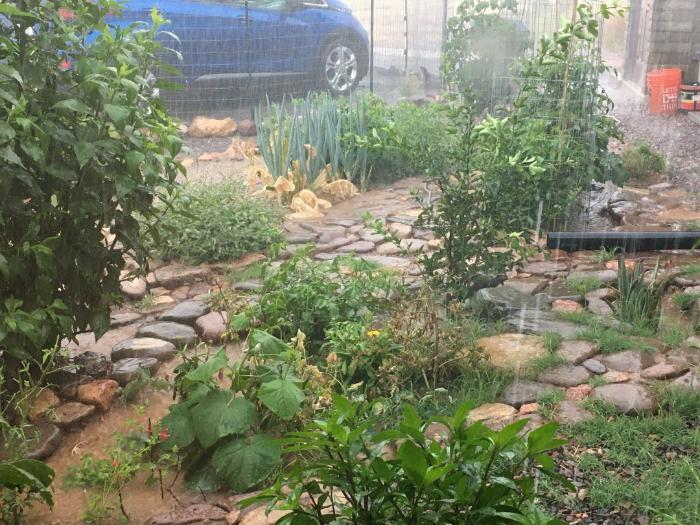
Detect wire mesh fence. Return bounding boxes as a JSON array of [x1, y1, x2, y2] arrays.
[[149, 0, 617, 120]]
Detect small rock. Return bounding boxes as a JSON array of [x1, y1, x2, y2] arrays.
[[120, 277, 147, 300], [137, 322, 198, 348], [424, 422, 451, 442], [237, 119, 256, 136], [188, 116, 237, 138], [566, 384, 593, 401], [601, 370, 631, 383], [358, 230, 384, 243], [74, 351, 112, 378], [26, 421, 63, 460], [195, 311, 229, 343], [110, 357, 160, 386], [592, 384, 657, 414], [226, 509, 242, 525], [585, 287, 615, 301], [159, 300, 211, 326], [582, 358, 606, 374], [477, 334, 548, 372], [110, 312, 142, 328], [522, 261, 568, 275], [153, 265, 210, 289], [552, 299, 584, 313], [467, 403, 518, 429], [112, 337, 177, 362], [640, 362, 688, 380], [49, 402, 95, 428], [559, 340, 598, 364], [150, 503, 229, 525], [336, 240, 376, 254], [569, 269, 618, 284], [519, 403, 539, 415], [77, 379, 120, 411], [587, 297, 613, 316], [670, 371, 700, 391], [601, 351, 655, 373], [499, 380, 559, 408], [503, 277, 549, 295], [376, 242, 401, 255], [556, 400, 594, 425], [538, 365, 590, 387], [387, 221, 412, 239], [28, 388, 61, 422]]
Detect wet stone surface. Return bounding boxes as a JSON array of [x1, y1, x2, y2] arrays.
[[110, 357, 160, 386], [112, 337, 178, 362], [137, 322, 198, 348]]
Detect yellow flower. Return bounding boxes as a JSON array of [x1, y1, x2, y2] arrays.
[[367, 330, 380, 338]]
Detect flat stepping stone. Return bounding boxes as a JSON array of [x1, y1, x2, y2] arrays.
[[73, 351, 112, 378], [49, 402, 96, 428], [195, 311, 228, 343], [26, 421, 63, 460], [286, 232, 317, 243], [544, 280, 581, 301], [376, 242, 401, 255], [600, 351, 655, 373], [336, 240, 376, 253], [555, 400, 594, 425], [538, 365, 590, 387], [522, 261, 568, 275], [153, 265, 209, 289], [358, 230, 385, 243], [582, 358, 606, 374], [640, 362, 688, 380], [159, 300, 210, 326], [559, 340, 598, 364], [503, 277, 549, 295], [476, 286, 549, 314], [112, 337, 177, 362], [467, 403, 517, 430], [506, 310, 583, 339], [110, 357, 160, 386], [568, 269, 618, 284], [499, 380, 560, 408], [387, 222, 412, 238], [476, 334, 547, 372], [137, 322, 197, 347], [110, 312, 143, 328], [592, 384, 658, 414], [360, 255, 412, 270], [28, 388, 60, 422], [670, 371, 700, 391]]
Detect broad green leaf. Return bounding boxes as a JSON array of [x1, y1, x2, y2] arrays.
[[249, 330, 288, 356], [185, 463, 222, 493], [104, 104, 130, 127], [228, 313, 250, 332], [257, 378, 305, 421], [52, 99, 91, 113], [160, 403, 195, 449], [0, 145, 23, 167], [211, 435, 280, 492], [397, 440, 427, 487], [74, 142, 96, 168], [0, 4, 34, 17], [185, 347, 228, 382], [190, 390, 257, 448]]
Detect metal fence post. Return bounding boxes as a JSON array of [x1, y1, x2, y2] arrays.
[[370, 0, 374, 93]]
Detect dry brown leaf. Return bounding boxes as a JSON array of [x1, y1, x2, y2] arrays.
[[274, 176, 295, 193], [320, 179, 358, 200]]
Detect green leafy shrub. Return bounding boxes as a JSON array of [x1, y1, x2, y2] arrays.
[[673, 292, 700, 313], [620, 141, 666, 180], [232, 251, 402, 352], [0, 459, 54, 525], [160, 331, 327, 493], [613, 256, 665, 331], [0, 1, 182, 366], [146, 180, 284, 263], [246, 396, 569, 524]]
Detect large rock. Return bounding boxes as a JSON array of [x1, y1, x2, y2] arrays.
[[559, 340, 598, 364], [112, 337, 177, 362], [153, 265, 209, 289], [670, 371, 700, 391], [555, 400, 594, 425], [336, 240, 376, 254], [110, 357, 160, 386], [503, 277, 549, 296], [640, 362, 688, 380], [467, 403, 517, 429], [120, 277, 147, 300], [195, 311, 228, 343], [568, 269, 618, 284], [600, 351, 655, 373], [587, 297, 613, 316], [188, 116, 237, 138], [137, 322, 198, 347], [49, 402, 96, 428], [28, 388, 61, 422], [506, 310, 583, 338], [110, 312, 143, 328], [74, 351, 112, 378], [499, 381, 559, 408], [26, 421, 63, 460], [552, 299, 584, 313], [376, 242, 401, 255], [159, 300, 211, 326], [476, 334, 547, 371], [387, 221, 412, 239], [475, 286, 549, 314], [538, 365, 590, 387], [544, 280, 581, 302], [592, 384, 657, 414], [77, 379, 120, 411]]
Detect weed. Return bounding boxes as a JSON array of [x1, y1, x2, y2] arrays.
[[673, 292, 700, 312], [120, 368, 170, 405], [541, 332, 563, 353], [146, 180, 285, 264], [587, 375, 608, 388], [576, 325, 644, 353], [620, 141, 666, 180], [567, 276, 604, 296], [556, 310, 602, 327], [137, 293, 156, 311], [679, 263, 700, 277], [537, 389, 565, 419], [226, 262, 267, 284], [661, 326, 692, 350], [594, 246, 620, 263], [613, 256, 665, 332]]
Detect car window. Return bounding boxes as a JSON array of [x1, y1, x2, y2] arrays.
[[230, 0, 288, 9]]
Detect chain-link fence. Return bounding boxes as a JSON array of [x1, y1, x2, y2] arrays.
[[148, 0, 617, 120]]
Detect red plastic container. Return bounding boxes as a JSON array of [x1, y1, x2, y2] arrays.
[[647, 68, 682, 115]]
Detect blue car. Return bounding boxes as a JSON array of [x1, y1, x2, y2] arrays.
[[111, 0, 369, 96]]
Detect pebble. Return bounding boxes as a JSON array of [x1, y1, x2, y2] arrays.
[[582, 358, 607, 374]]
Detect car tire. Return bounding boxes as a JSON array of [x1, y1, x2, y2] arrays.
[[319, 39, 362, 96]]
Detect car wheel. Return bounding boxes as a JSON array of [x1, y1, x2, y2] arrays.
[[320, 40, 361, 96]]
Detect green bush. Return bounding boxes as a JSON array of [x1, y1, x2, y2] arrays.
[[0, 1, 181, 365], [613, 256, 665, 332], [621, 141, 666, 180], [147, 181, 284, 263], [245, 397, 569, 524], [0, 459, 54, 525]]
